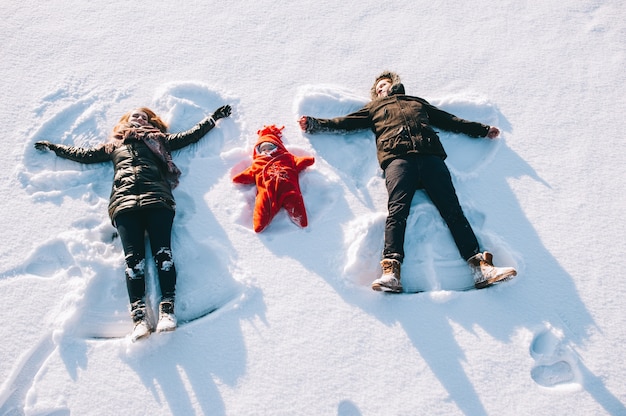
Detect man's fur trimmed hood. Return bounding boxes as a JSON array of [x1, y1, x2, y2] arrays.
[[370, 71, 405, 100]]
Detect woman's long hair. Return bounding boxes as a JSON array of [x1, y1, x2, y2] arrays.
[[111, 107, 169, 137], [104, 107, 169, 153]]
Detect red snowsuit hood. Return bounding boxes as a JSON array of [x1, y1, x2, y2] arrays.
[[252, 125, 289, 158]]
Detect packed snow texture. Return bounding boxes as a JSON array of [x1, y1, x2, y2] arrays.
[[1, 1, 625, 415]]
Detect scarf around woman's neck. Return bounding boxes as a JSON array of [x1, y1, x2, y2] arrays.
[[108, 123, 182, 189]]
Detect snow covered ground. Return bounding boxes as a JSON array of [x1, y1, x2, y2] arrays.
[[1, 1, 625, 414]]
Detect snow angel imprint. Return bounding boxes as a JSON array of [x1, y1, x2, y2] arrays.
[[232, 125, 315, 233], [34, 104, 232, 341], [299, 71, 517, 293]]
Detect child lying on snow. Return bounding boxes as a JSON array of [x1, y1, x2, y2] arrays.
[[232, 125, 315, 232]]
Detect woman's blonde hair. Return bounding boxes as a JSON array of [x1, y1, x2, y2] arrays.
[[112, 107, 169, 135]]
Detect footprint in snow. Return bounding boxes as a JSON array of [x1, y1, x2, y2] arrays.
[[529, 324, 580, 388]]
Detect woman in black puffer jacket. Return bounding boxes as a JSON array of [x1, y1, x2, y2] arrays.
[[35, 104, 231, 341]]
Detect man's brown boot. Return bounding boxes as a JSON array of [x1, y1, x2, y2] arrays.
[[468, 251, 517, 289]]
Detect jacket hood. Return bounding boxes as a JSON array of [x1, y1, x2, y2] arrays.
[[253, 125, 288, 157], [370, 71, 405, 100]]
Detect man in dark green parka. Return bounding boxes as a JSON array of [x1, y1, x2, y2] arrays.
[[299, 71, 516, 293]]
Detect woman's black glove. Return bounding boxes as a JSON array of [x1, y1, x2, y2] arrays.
[[34, 141, 56, 151], [212, 105, 232, 120]]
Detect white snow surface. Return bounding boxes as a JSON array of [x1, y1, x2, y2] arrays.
[[1, 1, 625, 415]]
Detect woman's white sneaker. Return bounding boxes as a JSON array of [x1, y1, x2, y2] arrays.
[[156, 300, 177, 332]]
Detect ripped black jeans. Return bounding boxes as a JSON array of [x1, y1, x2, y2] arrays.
[[383, 155, 480, 263], [115, 208, 177, 304]]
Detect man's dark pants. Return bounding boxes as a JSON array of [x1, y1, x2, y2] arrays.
[[382, 155, 480, 263]]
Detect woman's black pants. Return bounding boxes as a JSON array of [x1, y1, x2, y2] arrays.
[[115, 208, 177, 304]]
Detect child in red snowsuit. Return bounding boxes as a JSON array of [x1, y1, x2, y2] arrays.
[[232, 125, 315, 232]]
